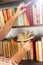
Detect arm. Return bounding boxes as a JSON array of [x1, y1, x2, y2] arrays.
[[0, 2, 26, 41], [0, 12, 18, 41], [11, 41, 31, 64]]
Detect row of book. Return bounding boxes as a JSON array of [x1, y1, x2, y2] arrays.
[[0, 7, 30, 28], [0, 36, 43, 61], [0, 30, 43, 61], [25, 4, 43, 26], [0, 0, 18, 3], [0, 4, 43, 27], [0, 38, 34, 60], [0, 30, 34, 60]]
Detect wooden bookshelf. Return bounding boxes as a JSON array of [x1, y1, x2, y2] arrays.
[[0, 0, 43, 65]]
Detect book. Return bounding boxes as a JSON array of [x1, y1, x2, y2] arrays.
[[23, 12, 30, 26], [25, 3, 34, 26], [32, 4, 37, 25], [35, 41, 42, 61], [11, 39, 16, 55], [41, 37, 43, 61], [6, 8, 13, 20], [18, 14, 24, 26], [2, 9, 8, 23], [0, 10, 5, 27], [36, 4, 42, 25], [35, 41, 39, 61], [30, 41, 34, 59], [0, 42, 3, 56], [41, 6, 43, 24], [7, 41, 11, 58], [2, 41, 6, 57]]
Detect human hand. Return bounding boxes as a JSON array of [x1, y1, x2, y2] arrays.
[[23, 40, 31, 51], [16, 2, 26, 16]]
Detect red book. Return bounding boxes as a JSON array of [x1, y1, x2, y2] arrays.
[[6, 8, 12, 20], [25, 4, 34, 26]]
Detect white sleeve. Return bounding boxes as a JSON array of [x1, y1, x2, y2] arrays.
[[9, 60, 18, 65], [0, 57, 18, 65]]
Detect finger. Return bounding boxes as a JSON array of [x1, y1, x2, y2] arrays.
[[18, 2, 26, 8], [20, 8, 26, 14]]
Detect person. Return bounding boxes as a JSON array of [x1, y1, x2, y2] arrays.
[[0, 2, 31, 65]]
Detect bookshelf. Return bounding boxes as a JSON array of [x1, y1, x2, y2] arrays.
[[0, 0, 32, 8], [0, 0, 43, 65]]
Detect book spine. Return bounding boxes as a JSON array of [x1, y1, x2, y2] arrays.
[[32, 4, 37, 25], [23, 12, 29, 26], [25, 4, 34, 26], [2, 9, 8, 23]]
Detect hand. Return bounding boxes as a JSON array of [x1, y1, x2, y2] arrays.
[[23, 40, 31, 51], [16, 2, 26, 15]]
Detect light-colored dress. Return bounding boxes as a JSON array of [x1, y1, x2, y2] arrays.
[[0, 57, 18, 65]]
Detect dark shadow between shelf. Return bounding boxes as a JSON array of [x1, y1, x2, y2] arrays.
[[19, 59, 43, 65]]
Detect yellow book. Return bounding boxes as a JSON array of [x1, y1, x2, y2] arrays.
[[2, 9, 8, 23], [5, 41, 8, 58], [23, 12, 30, 26], [32, 4, 37, 25], [7, 41, 11, 58], [37, 41, 42, 61], [41, 37, 43, 61], [3, 41, 6, 57], [11, 39, 15, 55], [0, 10, 5, 27], [0, 41, 3, 56], [30, 41, 34, 59], [35, 41, 39, 61]]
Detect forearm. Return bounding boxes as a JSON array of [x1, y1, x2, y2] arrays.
[[11, 47, 27, 64], [0, 12, 18, 41]]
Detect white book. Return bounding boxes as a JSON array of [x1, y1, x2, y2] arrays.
[[32, 4, 37, 25], [0, 10, 5, 27]]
